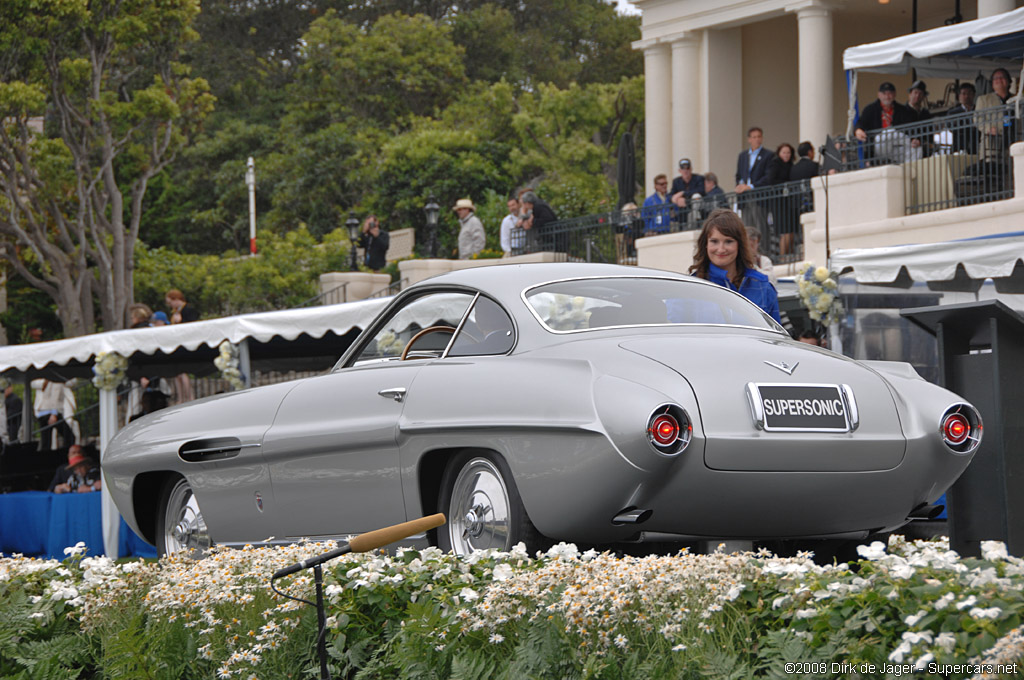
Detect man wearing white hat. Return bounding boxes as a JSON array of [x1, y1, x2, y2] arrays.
[[453, 198, 485, 259]]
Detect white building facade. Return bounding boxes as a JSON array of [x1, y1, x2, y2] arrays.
[[632, 0, 1019, 196]]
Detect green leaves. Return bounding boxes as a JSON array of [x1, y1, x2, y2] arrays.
[[0, 81, 46, 116]]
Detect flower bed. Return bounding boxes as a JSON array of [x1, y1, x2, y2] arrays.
[[2, 537, 1023, 678]]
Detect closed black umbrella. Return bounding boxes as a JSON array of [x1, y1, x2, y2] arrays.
[[616, 132, 636, 209]]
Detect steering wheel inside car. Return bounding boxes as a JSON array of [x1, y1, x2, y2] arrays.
[[401, 326, 456, 360]]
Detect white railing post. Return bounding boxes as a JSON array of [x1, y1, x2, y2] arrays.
[[98, 387, 120, 558]]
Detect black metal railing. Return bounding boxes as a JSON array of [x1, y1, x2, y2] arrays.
[[367, 278, 406, 299], [835, 102, 1022, 215], [519, 180, 812, 266]]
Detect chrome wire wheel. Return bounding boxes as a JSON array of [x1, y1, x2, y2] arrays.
[[160, 477, 211, 556], [446, 457, 512, 554]]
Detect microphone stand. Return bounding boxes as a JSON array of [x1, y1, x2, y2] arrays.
[[269, 513, 446, 680]]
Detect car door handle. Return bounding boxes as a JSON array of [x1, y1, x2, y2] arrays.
[[378, 387, 407, 403]]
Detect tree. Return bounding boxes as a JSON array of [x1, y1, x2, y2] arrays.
[[0, 0, 213, 337]]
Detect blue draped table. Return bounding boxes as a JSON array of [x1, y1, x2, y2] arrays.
[[0, 491, 156, 559]]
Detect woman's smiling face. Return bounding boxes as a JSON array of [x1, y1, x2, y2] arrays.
[[707, 227, 739, 271]]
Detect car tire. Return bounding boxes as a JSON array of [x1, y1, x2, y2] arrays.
[[156, 475, 212, 557], [437, 451, 544, 556]]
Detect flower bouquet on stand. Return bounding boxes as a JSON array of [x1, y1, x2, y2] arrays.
[[92, 352, 128, 391], [214, 341, 246, 390], [796, 263, 844, 344]]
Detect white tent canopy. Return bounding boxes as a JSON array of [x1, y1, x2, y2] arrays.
[[843, 7, 1024, 78], [0, 297, 390, 379], [831, 231, 1024, 290]]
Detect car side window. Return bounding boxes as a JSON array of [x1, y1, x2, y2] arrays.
[[351, 292, 474, 365], [448, 296, 515, 357]]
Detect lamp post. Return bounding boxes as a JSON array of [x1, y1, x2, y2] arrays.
[[246, 157, 257, 255], [346, 212, 360, 271], [423, 195, 440, 258]]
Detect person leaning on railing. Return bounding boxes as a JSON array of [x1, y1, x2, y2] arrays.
[[642, 174, 673, 235], [974, 68, 1017, 163], [519, 191, 559, 253], [854, 82, 918, 163]]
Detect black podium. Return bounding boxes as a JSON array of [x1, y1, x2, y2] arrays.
[[902, 300, 1024, 557]]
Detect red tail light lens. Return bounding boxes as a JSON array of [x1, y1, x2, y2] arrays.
[[650, 414, 680, 446], [942, 413, 969, 445], [646, 405, 692, 455]]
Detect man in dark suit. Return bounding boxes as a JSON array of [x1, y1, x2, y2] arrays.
[[790, 142, 820, 181], [735, 127, 774, 235], [946, 82, 978, 154], [735, 127, 773, 190]]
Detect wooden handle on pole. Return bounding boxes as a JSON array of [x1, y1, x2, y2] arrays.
[[347, 513, 446, 553]]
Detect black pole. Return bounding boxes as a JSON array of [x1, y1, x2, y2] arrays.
[[314, 564, 330, 680], [910, 0, 918, 82]]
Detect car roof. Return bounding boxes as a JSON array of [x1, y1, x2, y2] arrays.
[[410, 262, 695, 297]]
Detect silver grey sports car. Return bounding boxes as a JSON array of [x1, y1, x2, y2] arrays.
[[103, 263, 982, 556]]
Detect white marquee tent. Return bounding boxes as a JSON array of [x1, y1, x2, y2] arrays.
[[831, 231, 1024, 293], [843, 7, 1024, 79]]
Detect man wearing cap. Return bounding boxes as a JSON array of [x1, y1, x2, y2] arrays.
[[855, 82, 917, 142], [669, 158, 704, 208], [855, 82, 919, 163], [453, 198, 485, 259], [48, 444, 102, 494]]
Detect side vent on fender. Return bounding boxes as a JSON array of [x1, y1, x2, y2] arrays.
[[178, 437, 257, 462]]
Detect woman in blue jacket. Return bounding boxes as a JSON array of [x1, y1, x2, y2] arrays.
[[688, 208, 781, 323]]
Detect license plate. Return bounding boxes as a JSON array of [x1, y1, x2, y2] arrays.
[[746, 383, 852, 432]]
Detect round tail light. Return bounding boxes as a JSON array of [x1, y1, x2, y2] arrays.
[[646, 405, 692, 455], [940, 404, 982, 454], [650, 414, 679, 446]]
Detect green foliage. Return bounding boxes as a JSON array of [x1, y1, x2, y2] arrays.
[[290, 11, 466, 133], [135, 2, 641, 257], [133, 226, 352, 317]]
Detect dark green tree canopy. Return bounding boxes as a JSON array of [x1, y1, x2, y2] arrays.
[[3, 0, 643, 329]]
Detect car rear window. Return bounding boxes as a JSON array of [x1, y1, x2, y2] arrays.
[[524, 276, 780, 332]]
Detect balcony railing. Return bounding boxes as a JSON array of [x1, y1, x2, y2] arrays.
[[835, 102, 1022, 215], [518, 180, 812, 266]]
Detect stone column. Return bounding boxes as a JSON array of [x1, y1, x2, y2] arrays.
[[978, 0, 1015, 18], [789, 1, 834, 147], [640, 41, 672, 192], [671, 34, 702, 171]]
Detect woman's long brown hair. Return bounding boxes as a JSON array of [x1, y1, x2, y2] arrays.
[[689, 208, 757, 286]]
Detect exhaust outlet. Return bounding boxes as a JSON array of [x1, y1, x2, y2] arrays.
[[907, 503, 944, 520], [612, 507, 652, 525]]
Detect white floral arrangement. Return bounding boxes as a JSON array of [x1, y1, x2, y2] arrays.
[[213, 341, 246, 390], [375, 330, 405, 357], [796, 262, 844, 326], [91, 352, 128, 390], [539, 294, 589, 331]]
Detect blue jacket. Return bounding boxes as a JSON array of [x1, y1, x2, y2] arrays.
[[642, 192, 672, 233], [706, 263, 781, 323]]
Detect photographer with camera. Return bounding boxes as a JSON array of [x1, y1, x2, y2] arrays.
[[358, 215, 390, 271]]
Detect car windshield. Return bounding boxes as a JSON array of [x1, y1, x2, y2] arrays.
[[524, 276, 781, 332]]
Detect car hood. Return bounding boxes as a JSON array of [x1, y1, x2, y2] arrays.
[[619, 334, 907, 472]]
